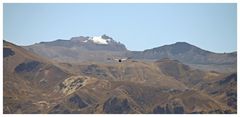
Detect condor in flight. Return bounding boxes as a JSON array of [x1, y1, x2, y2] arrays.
[[107, 57, 130, 62]]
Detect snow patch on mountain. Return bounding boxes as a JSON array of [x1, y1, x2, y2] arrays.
[[82, 36, 111, 45]]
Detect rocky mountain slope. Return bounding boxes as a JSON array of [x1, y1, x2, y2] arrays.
[[24, 35, 127, 63], [3, 40, 237, 114]]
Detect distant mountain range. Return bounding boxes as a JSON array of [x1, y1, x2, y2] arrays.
[[23, 35, 236, 72], [129, 42, 236, 64], [37, 34, 127, 51]]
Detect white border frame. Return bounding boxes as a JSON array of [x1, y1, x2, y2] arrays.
[[1, 0, 239, 117]]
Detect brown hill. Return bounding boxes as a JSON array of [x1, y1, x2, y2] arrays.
[[3, 40, 70, 113], [3, 40, 236, 114]]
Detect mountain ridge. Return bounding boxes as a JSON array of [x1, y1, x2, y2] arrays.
[[21, 37, 236, 54], [22, 35, 237, 54], [21, 35, 236, 73]]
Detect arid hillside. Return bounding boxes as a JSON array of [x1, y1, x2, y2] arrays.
[[3, 40, 237, 114]]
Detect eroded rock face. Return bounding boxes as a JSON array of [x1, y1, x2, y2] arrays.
[[3, 48, 15, 58], [103, 96, 131, 114], [153, 106, 166, 114], [153, 104, 185, 114], [218, 73, 237, 109], [219, 73, 237, 85], [226, 91, 237, 109], [153, 98, 185, 114], [58, 76, 88, 95], [68, 94, 88, 109], [15, 61, 41, 73], [49, 104, 70, 114], [173, 106, 184, 114]]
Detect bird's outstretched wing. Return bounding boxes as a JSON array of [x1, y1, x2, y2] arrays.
[[121, 58, 127, 61], [113, 58, 119, 61], [107, 57, 118, 61]]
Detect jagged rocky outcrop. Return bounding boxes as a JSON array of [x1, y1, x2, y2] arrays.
[[58, 76, 88, 95]]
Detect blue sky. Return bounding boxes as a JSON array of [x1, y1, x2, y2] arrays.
[[3, 3, 237, 53]]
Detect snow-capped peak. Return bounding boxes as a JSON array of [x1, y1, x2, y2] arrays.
[[87, 36, 110, 45]]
